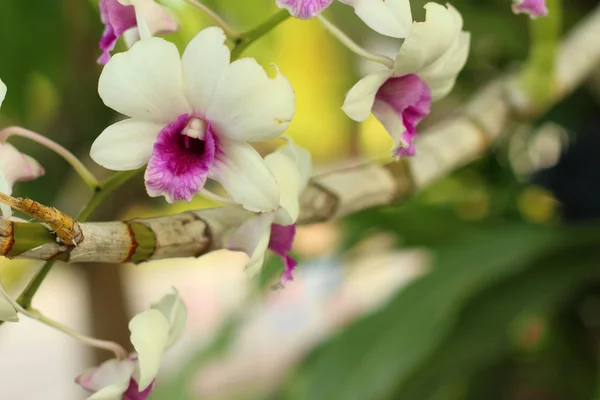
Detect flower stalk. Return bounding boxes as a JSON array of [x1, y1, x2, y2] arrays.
[[183, 0, 240, 38], [0, 126, 101, 191], [317, 15, 395, 68], [519, 0, 562, 109]]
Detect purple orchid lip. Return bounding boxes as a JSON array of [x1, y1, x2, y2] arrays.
[[269, 223, 298, 283], [123, 378, 155, 400], [375, 74, 431, 158], [144, 114, 218, 203], [98, 0, 137, 64], [276, 0, 334, 19]]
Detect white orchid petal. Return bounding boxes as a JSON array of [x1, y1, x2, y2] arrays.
[[0, 78, 6, 108], [339, 0, 412, 38], [207, 60, 295, 142], [131, 0, 179, 40], [227, 213, 275, 276], [90, 118, 163, 171], [419, 31, 470, 100], [372, 100, 408, 152], [265, 148, 303, 225], [129, 309, 170, 391], [98, 38, 190, 123], [182, 27, 231, 115], [151, 288, 187, 348], [278, 139, 312, 189], [342, 69, 393, 122], [209, 141, 280, 212], [0, 143, 44, 193], [76, 358, 135, 400], [393, 3, 461, 76]]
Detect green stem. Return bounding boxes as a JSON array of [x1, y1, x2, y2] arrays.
[[184, 0, 240, 38], [519, 0, 562, 108], [16, 168, 143, 309], [230, 10, 290, 60]]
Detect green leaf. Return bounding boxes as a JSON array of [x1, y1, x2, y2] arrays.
[[293, 224, 595, 400], [395, 244, 600, 399]]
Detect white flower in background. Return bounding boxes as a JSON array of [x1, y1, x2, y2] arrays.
[[342, 3, 470, 158], [90, 27, 296, 212], [98, 0, 179, 64], [76, 288, 187, 400], [512, 0, 548, 18], [0, 79, 45, 218], [227, 140, 311, 283], [277, 0, 412, 39]]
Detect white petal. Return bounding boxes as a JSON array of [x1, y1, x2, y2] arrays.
[[339, 0, 412, 38], [342, 69, 393, 122], [182, 27, 231, 115], [265, 143, 309, 225], [372, 99, 407, 151], [98, 38, 190, 123], [210, 141, 280, 212], [0, 143, 44, 190], [278, 139, 312, 189], [131, 0, 179, 40], [419, 31, 470, 100], [393, 3, 462, 77], [207, 60, 295, 142], [76, 358, 135, 400], [129, 309, 170, 391], [151, 288, 187, 348], [122, 27, 140, 48], [0, 78, 6, 108], [90, 118, 163, 171], [227, 213, 275, 276]]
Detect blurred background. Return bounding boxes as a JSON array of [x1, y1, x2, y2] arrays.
[[1, 0, 600, 399]]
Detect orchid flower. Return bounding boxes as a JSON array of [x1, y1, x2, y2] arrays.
[[0, 80, 45, 218], [512, 0, 548, 18], [342, 3, 470, 158], [98, 0, 179, 64], [227, 140, 311, 283], [90, 27, 296, 212], [277, 0, 412, 39], [76, 288, 187, 400]]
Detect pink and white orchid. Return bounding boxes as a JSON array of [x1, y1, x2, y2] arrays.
[[277, 0, 412, 39], [98, 0, 179, 64], [512, 0, 548, 18], [76, 288, 187, 400], [0, 80, 45, 218], [90, 27, 296, 212], [342, 3, 470, 158], [227, 140, 311, 283]]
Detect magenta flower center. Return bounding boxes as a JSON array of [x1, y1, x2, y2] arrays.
[[144, 114, 217, 203]]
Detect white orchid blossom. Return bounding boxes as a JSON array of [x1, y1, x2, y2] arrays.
[[90, 27, 296, 212], [227, 140, 311, 283], [342, 3, 470, 158], [76, 288, 187, 400]]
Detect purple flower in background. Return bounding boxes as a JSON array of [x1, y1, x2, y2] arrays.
[[98, 0, 179, 64], [512, 0, 548, 18]]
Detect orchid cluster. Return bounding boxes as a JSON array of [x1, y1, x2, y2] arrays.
[[0, 0, 549, 398]]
